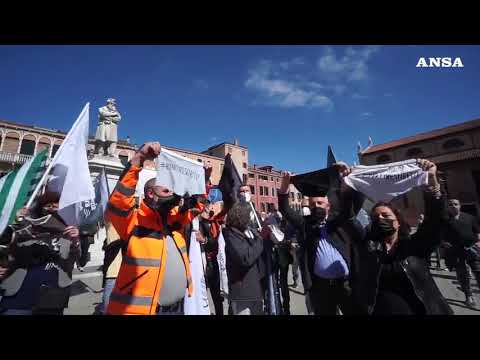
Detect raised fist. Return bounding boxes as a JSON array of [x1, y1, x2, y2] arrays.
[[139, 142, 161, 161]]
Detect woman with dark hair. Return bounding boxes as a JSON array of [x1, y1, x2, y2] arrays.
[[355, 159, 453, 315], [223, 202, 265, 315]]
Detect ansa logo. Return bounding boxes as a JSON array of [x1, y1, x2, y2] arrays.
[[416, 57, 464, 68]]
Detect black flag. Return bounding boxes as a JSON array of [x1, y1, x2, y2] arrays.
[[218, 154, 242, 211], [291, 167, 340, 197], [327, 145, 337, 167]]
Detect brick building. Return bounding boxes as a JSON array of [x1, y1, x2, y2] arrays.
[[202, 139, 249, 184], [359, 117, 480, 224], [0, 119, 224, 183], [247, 164, 303, 214], [0, 119, 304, 214]]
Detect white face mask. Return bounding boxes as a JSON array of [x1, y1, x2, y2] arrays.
[[239, 192, 251, 203], [301, 207, 311, 217]]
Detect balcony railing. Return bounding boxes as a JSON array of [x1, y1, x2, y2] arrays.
[[0, 151, 34, 165]]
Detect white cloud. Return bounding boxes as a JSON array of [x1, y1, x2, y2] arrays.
[[384, 93, 393, 97], [317, 45, 381, 82], [362, 112, 373, 117], [244, 46, 381, 110], [245, 60, 333, 110]]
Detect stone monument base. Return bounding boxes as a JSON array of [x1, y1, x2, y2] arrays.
[[86, 155, 125, 268]]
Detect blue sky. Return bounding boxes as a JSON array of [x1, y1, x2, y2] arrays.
[[0, 45, 479, 173]]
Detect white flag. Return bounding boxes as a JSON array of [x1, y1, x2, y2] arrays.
[[216, 230, 229, 297], [156, 149, 205, 196], [48, 103, 95, 225], [76, 168, 109, 227], [344, 159, 428, 202], [184, 218, 211, 315]]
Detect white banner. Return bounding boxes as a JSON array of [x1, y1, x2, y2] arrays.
[[217, 230, 229, 297], [156, 149, 205, 196], [48, 103, 95, 225], [184, 218, 211, 315], [344, 159, 428, 202]]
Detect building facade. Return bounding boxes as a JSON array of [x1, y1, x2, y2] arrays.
[[0, 119, 304, 214], [246, 164, 303, 214], [0, 119, 225, 182], [202, 139, 249, 184], [359, 118, 480, 224]]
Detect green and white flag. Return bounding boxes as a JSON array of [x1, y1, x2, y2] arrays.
[[0, 150, 48, 235]]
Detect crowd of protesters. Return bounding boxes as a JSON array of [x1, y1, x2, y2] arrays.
[[1, 141, 479, 316]]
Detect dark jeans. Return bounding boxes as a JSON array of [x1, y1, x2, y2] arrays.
[[451, 246, 480, 297], [77, 236, 92, 268], [291, 250, 299, 285], [309, 277, 354, 315], [100, 278, 116, 315], [206, 258, 224, 315], [279, 264, 290, 315], [293, 247, 313, 314]]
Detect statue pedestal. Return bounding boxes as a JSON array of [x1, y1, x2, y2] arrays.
[[86, 155, 125, 268]]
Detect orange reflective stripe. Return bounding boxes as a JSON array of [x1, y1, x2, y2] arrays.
[[107, 203, 134, 218], [123, 256, 161, 267], [115, 182, 136, 197], [131, 226, 165, 240]]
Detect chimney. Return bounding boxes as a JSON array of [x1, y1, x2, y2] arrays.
[[234, 139, 239, 146]]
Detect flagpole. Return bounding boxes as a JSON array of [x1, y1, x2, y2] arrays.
[[249, 201, 280, 315], [249, 202, 262, 230], [26, 103, 90, 209]]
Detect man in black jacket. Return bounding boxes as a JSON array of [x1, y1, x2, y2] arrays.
[[223, 202, 266, 315], [278, 163, 364, 315], [443, 198, 480, 308]]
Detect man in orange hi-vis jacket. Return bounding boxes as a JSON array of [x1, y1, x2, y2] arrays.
[[105, 142, 206, 315]]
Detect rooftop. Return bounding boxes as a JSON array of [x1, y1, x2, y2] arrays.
[[204, 141, 248, 152], [362, 118, 480, 155]]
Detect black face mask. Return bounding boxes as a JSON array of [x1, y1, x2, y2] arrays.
[[372, 218, 396, 237], [310, 207, 327, 223], [155, 194, 180, 213]]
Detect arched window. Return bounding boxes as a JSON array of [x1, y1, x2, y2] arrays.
[[3, 131, 20, 153], [20, 134, 36, 155], [376, 154, 391, 164], [37, 137, 51, 154], [406, 147, 423, 157], [443, 138, 464, 150]]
